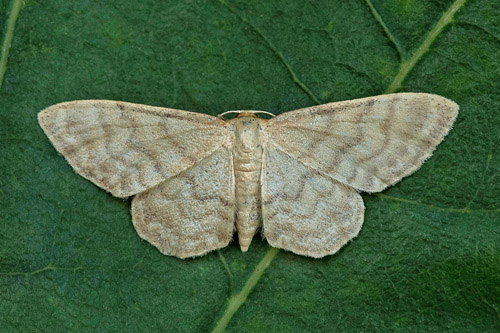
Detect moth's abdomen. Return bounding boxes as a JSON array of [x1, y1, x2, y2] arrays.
[[231, 115, 265, 251], [234, 167, 261, 251]]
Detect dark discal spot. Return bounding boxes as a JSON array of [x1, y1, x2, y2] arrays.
[[362, 177, 375, 189], [153, 161, 163, 174], [119, 178, 132, 194], [346, 166, 359, 184]]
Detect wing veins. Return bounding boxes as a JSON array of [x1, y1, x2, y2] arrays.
[[272, 124, 344, 140], [267, 142, 345, 184], [267, 142, 390, 191]]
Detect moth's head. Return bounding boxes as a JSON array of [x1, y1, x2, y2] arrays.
[[218, 110, 275, 120], [236, 111, 258, 118]]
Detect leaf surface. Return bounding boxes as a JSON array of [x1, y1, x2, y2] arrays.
[[1, 0, 499, 331]]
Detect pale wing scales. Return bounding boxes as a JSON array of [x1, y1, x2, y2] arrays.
[[131, 149, 235, 259], [261, 146, 364, 258], [38, 100, 232, 197], [265, 93, 458, 192]]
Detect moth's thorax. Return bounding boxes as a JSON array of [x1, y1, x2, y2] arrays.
[[229, 114, 267, 251], [232, 115, 261, 161]]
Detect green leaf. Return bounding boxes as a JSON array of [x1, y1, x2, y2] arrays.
[[1, 0, 499, 331]]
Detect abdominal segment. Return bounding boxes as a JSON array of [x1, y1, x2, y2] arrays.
[[234, 169, 262, 251], [230, 115, 266, 251]]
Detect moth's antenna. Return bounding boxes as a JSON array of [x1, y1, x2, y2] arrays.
[[218, 110, 276, 120]]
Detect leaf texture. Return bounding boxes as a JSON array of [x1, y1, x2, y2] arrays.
[[1, 0, 499, 332]]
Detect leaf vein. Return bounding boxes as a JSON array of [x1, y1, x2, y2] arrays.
[[464, 153, 493, 210], [218, 0, 321, 105], [457, 21, 500, 43], [217, 250, 234, 294], [211, 247, 280, 333], [0, 264, 84, 277], [365, 0, 405, 61], [385, 0, 468, 94], [0, 0, 23, 89], [375, 193, 500, 214]]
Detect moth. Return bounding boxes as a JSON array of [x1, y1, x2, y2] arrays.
[[38, 93, 458, 259]]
